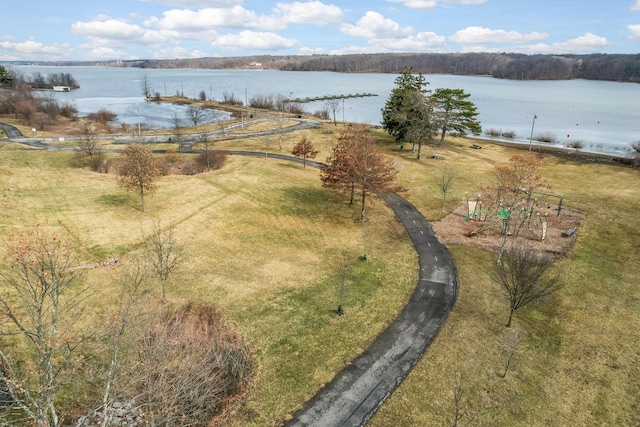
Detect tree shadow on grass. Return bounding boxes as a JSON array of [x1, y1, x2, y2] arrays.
[[95, 193, 132, 207], [280, 186, 353, 220]]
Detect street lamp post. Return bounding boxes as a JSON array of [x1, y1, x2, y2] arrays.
[[528, 114, 537, 152]]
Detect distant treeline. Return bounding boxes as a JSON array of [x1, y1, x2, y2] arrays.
[[5, 53, 640, 82]]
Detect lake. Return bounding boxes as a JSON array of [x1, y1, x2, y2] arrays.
[[9, 65, 640, 156]]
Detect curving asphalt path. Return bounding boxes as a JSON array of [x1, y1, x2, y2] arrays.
[[1, 122, 458, 427], [233, 151, 459, 426], [285, 192, 458, 427]]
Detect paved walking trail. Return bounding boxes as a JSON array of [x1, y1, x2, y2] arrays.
[[285, 193, 458, 427]]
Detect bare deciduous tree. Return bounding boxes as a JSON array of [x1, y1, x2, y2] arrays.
[[448, 374, 476, 427], [325, 98, 340, 125], [118, 143, 161, 212], [492, 243, 563, 327], [197, 133, 213, 171], [86, 257, 152, 427], [0, 226, 91, 427], [291, 136, 319, 169], [436, 165, 457, 213], [139, 74, 152, 99], [171, 113, 184, 144], [186, 105, 207, 130], [143, 221, 183, 304], [498, 324, 526, 378], [483, 154, 549, 262], [321, 125, 403, 221], [74, 121, 104, 171]]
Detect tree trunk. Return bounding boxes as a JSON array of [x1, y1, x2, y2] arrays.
[[506, 309, 514, 328], [349, 183, 355, 205], [360, 191, 366, 221], [140, 188, 146, 213]]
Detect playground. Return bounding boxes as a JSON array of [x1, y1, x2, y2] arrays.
[[432, 201, 585, 258]]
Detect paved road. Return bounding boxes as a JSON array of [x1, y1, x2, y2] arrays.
[[285, 192, 458, 427]]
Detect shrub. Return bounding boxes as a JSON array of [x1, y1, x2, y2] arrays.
[[534, 132, 557, 143], [485, 128, 502, 137], [77, 303, 253, 427], [249, 94, 275, 110], [87, 108, 117, 124], [565, 140, 584, 149], [222, 91, 243, 106], [288, 101, 305, 115], [501, 130, 516, 139], [313, 107, 330, 120], [59, 101, 78, 118], [197, 150, 228, 171]]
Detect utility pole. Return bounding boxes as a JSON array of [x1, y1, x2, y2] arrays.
[[528, 114, 537, 152]]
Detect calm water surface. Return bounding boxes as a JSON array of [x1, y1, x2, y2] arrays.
[[11, 65, 640, 155]]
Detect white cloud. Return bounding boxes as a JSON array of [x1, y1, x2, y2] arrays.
[[341, 11, 413, 39], [0, 39, 72, 60], [330, 45, 386, 55], [328, 31, 446, 54], [298, 46, 328, 55], [373, 32, 446, 51], [632, 0, 640, 11], [628, 24, 640, 40], [450, 26, 548, 44], [85, 47, 137, 60], [211, 30, 296, 51], [150, 2, 342, 33], [154, 6, 284, 31], [140, 0, 241, 7], [388, 0, 437, 8], [515, 33, 609, 54], [72, 19, 144, 39], [275, 1, 343, 25], [387, 0, 486, 9], [151, 45, 209, 59], [71, 19, 167, 46]]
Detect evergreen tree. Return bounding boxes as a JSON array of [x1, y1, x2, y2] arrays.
[[0, 65, 13, 85], [431, 88, 482, 144], [381, 67, 430, 143]]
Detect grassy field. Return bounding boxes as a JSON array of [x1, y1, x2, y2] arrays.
[[0, 121, 638, 426], [368, 139, 640, 426]]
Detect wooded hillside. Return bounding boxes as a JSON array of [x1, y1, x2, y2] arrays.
[[5, 53, 640, 82]]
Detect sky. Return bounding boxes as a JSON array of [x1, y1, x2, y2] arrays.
[[1, 0, 640, 61]]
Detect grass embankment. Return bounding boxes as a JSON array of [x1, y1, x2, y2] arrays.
[[0, 121, 638, 426]]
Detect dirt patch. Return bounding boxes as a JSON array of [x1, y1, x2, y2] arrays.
[[432, 203, 585, 258]]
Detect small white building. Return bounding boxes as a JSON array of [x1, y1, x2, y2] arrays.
[[53, 86, 71, 92]]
